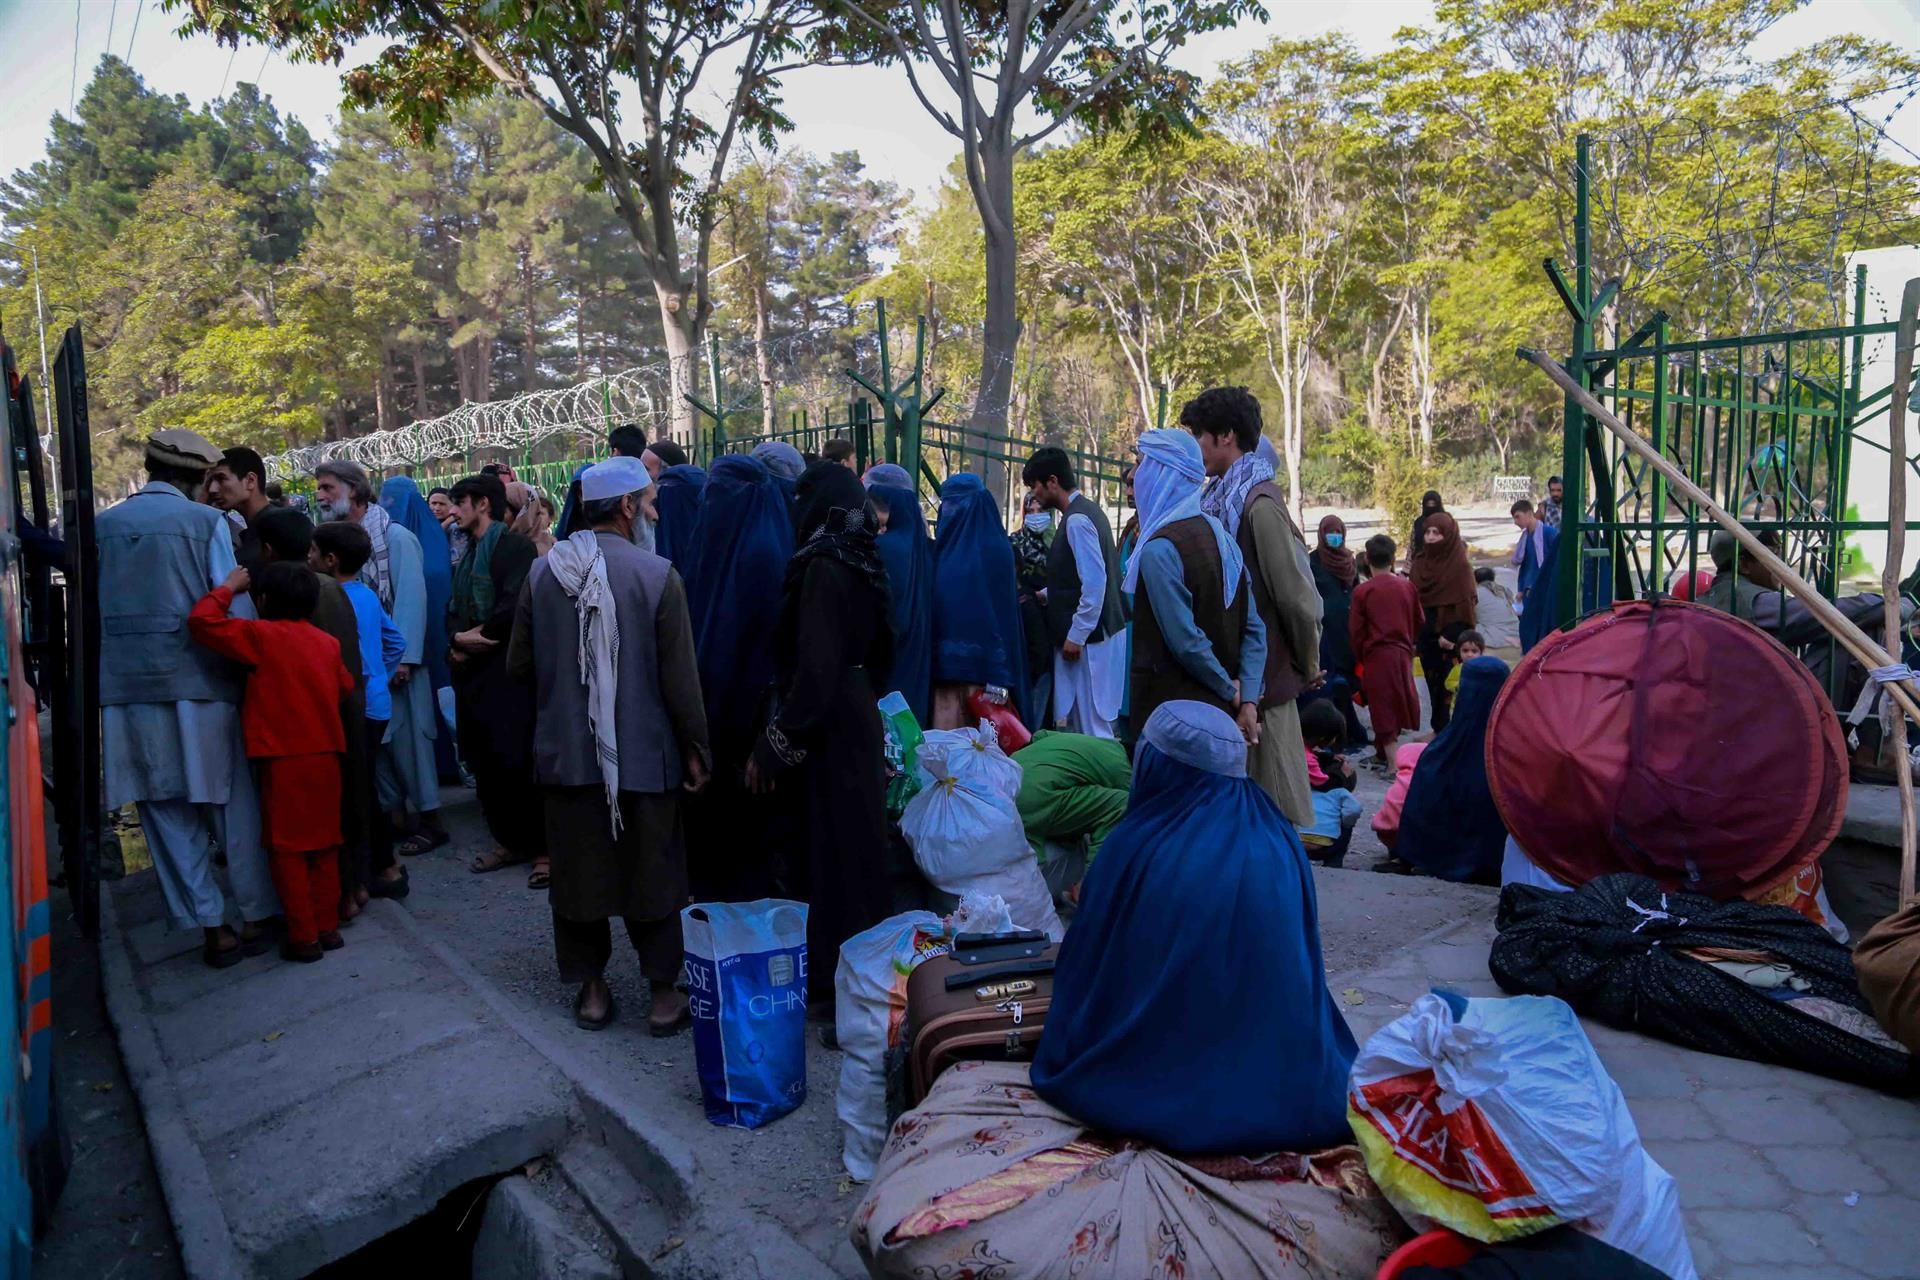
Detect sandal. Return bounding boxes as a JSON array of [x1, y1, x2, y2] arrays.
[[238, 924, 277, 957], [369, 868, 411, 901], [526, 857, 551, 891], [469, 847, 525, 874], [574, 988, 616, 1032], [397, 829, 450, 856], [203, 938, 243, 970]]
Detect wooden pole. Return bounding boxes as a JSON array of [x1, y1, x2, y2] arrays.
[[1517, 343, 1920, 733], [1885, 279, 1920, 905]]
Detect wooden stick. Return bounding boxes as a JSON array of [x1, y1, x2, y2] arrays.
[[1516, 345, 1920, 737], [1887, 279, 1920, 906]]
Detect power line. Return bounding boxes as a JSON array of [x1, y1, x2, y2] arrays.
[[254, 47, 272, 87], [218, 43, 239, 98], [126, 0, 143, 59], [104, 0, 118, 61]]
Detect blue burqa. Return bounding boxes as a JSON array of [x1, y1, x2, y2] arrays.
[[868, 483, 934, 726], [653, 463, 708, 576], [378, 475, 454, 690], [1031, 701, 1357, 1154], [686, 456, 795, 758], [1397, 655, 1512, 882], [1517, 521, 1561, 652], [931, 472, 1027, 715]]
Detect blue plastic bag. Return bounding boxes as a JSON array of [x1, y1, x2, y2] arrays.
[[681, 899, 809, 1129]]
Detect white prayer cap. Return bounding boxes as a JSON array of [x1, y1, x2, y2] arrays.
[[1141, 700, 1247, 777], [580, 456, 652, 501]]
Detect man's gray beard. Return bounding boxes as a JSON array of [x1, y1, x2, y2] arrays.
[[317, 498, 351, 522], [636, 517, 656, 553]]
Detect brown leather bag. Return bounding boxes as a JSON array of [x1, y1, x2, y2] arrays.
[[903, 943, 1058, 1106]]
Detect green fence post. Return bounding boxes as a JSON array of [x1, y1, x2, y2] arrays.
[[1550, 133, 1593, 626]]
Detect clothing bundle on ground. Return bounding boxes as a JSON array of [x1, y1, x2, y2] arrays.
[[899, 728, 1062, 941], [1486, 601, 1846, 917], [1491, 875, 1914, 1093], [1348, 991, 1695, 1280], [850, 1060, 1406, 1279]]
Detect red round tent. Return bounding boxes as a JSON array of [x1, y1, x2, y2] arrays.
[[1487, 599, 1846, 900]]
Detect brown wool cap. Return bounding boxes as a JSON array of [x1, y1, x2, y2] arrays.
[[144, 428, 224, 471]]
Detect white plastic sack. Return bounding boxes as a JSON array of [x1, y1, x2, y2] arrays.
[[900, 748, 1062, 942], [947, 890, 1017, 936], [835, 911, 954, 1181], [683, 899, 810, 1129], [1348, 991, 1696, 1280], [914, 720, 1022, 801]]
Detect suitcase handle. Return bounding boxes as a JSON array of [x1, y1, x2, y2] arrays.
[[943, 958, 1057, 991]]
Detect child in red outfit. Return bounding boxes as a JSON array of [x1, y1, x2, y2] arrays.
[[189, 562, 356, 962]]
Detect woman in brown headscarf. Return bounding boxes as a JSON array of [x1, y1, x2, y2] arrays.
[[1410, 510, 1477, 731]]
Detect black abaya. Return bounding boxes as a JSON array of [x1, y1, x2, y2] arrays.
[[455, 530, 542, 859], [752, 556, 893, 1005]]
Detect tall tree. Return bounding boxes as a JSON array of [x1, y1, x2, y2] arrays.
[[173, 0, 830, 438], [826, 0, 1261, 437]]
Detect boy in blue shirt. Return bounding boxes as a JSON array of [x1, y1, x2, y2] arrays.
[[312, 521, 407, 912]]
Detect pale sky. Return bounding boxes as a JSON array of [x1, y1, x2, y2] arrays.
[[0, 0, 1916, 213]]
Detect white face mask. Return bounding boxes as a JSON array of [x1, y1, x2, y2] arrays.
[[1024, 513, 1051, 532]]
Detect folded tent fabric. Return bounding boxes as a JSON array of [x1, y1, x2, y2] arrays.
[[1030, 700, 1358, 1153], [1491, 874, 1914, 1093]]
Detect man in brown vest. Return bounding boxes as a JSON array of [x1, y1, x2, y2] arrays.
[[1122, 428, 1269, 747], [1187, 388, 1321, 827]]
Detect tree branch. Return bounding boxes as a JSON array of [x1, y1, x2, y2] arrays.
[[828, 0, 964, 136]]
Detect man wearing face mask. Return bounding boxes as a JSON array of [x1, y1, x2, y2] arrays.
[[1308, 514, 1368, 749], [1023, 447, 1127, 739], [508, 456, 710, 1033]]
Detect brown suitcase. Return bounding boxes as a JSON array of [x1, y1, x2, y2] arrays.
[[903, 941, 1058, 1106]]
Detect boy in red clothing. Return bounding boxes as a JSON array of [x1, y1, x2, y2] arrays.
[[1348, 534, 1424, 773], [189, 563, 357, 962]]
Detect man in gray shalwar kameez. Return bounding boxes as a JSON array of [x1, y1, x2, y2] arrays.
[[508, 456, 710, 1035], [99, 430, 278, 966]]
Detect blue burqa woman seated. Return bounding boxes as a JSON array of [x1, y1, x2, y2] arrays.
[[1396, 655, 1512, 884], [1031, 700, 1357, 1155]]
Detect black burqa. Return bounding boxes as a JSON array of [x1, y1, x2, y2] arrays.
[[751, 462, 895, 1006]]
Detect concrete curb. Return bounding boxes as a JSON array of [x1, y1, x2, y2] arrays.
[[374, 900, 841, 1277], [96, 884, 250, 1280]]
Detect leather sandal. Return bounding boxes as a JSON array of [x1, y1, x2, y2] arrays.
[[574, 987, 616, 1031]]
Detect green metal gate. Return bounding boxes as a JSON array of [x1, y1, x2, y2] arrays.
[[1549, 134, 1914, 662]]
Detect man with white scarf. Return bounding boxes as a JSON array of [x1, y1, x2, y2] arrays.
[[1187, 387, 1321, 827], [508, 456, 710, 1035], [1124, 428, 1269, 751]]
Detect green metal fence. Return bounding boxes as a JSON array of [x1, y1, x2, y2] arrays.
[[1548, 133, 1915, 684]]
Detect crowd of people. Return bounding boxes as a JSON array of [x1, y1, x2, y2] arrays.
[[98, 394, 1584, 1024]]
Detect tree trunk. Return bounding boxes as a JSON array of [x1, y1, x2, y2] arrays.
[[973, 138, 1019, 434], [754, 275, 775, 437], [413, 347, 430, 418], [375, 345, 392, 433], [655, 282, 701, 451], [575, 279, 587, 378], [521, 249, 539, 393]]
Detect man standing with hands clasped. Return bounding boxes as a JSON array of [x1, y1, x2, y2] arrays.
[[1022, 446, 1127, 739], [510, 456, 712, 1036]]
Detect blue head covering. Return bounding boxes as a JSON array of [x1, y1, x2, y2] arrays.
[[378, 475, 454, 689], [686, 455, 795, 759], [869, 482, 933, 725], [1122, 428, 1244, 604], [864, 462, 912, 490], [1397, 655, 1512, 882], [931, 472, 1028, 716], [1031, 701, 1357, 1154], [652, 462, 707, 574]]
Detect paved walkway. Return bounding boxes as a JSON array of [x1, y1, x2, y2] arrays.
[[1336, 919, 1920, 1280]]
